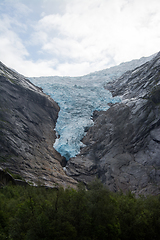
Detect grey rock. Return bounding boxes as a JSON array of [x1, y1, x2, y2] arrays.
[[14, 179, 29, 187], [0, 61, 77, 188], [66, 52, 160, 195]]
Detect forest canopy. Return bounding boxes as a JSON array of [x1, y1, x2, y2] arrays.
[[0, 180, 160, 240]]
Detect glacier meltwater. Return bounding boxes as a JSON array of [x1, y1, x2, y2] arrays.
[[30, 55, 154, 160]]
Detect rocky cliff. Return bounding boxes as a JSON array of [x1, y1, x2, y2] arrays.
[[66, 52, 160, 195], [0, 61, 77, 188]]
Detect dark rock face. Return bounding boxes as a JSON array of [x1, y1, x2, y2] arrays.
[[0, 167, 15, 186], [0, 62, 77, 188], [66, 52, 160, 195], [0, 167, 29, 187]]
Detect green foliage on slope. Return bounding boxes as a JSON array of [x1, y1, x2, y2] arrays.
[[0, 180, 160, 240]]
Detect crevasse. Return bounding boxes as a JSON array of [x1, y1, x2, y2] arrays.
[[30, 54, 154, 160]]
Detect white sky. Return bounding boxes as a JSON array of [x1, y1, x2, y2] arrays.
[[0, 0, 160, 77]]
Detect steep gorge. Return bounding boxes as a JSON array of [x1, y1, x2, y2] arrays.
[[1, 52, 160, 195]]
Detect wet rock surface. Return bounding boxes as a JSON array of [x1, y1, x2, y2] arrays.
[[66, 52, 160, 195], [0, 62, 77, 188]]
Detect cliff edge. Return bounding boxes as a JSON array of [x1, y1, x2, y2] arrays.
[[66, 52, 160, 195], [0, 61, 77, 188]]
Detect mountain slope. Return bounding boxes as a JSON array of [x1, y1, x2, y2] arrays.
[[66, 52, 160, 195], [0, 61, 77, 187], [30, 54, 154, 161], [1, 52, 160, 195]]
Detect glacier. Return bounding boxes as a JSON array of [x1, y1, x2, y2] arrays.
[[30, 54, 155, 160]]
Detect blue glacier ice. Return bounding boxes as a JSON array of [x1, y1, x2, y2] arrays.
[[30, 54, 155, 160]]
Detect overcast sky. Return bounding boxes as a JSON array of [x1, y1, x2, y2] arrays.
[[0, 0, 160, 77]]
